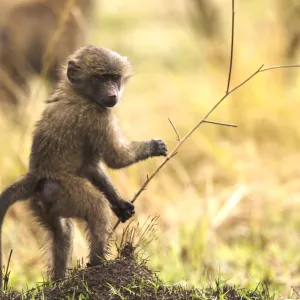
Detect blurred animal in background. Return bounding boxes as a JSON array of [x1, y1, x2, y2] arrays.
[[278, 0, 300, 61], [0, 45, 168, 287], [187, 0, 227, 65], [188, 0, 221, 41], [0, 0, 94, 108]]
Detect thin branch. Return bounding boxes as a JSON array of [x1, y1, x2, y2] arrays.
[[112, 61, 300, 234], [226, 0, 235, 93], [171, 65, 263, 155], [112, 153, 177, 233], [131, 152, 177, 204], [260, 64, 300, 72], [111, 0, 300, 234], [203, 120, 237, 128], [229, 64, 264, 94], [112, 66, 260, 234], [168, 118, 181, 141]]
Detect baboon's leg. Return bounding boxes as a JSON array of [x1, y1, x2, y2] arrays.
[[29, 199, 74, 281], [86, 203, 112, 266], [50, 218, 73, 280], [36, 177, 112, 268], [64, 178, 112, 266]]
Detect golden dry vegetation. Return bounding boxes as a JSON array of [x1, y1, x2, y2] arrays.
[[1, 0, 300, 298]]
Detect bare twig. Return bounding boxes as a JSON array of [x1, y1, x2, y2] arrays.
[[112, 153, 177, 232], [112, 64, 263, 234], [226, 0, 235, 93], [230, 65, 264, 93], [260, 64, 300, 72], [165, 65, 263, 158], [203, 120, 237, 127], [168, 118, 181, 141], [111, 0, 300, 234]]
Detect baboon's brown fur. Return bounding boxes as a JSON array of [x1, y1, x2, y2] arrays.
[[0, 45, 167, 288]]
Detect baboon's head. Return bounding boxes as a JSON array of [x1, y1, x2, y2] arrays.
[[66, 45, 132, 108]]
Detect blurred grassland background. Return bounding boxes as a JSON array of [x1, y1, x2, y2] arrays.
[[1, 0, 300, 297]]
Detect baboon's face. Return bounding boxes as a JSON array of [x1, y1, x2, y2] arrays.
[[88, 73, 122, 108], [66, 46, 132, 109]]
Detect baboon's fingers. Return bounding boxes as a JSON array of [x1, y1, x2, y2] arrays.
[[149, 139, 168, 157], [111, 200, 135, 223]]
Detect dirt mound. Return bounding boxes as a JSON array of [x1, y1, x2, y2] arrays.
[[1, 220, 276, 300], [4, 255, 198, 300], [32, 257, 154, 300], [3, 253, 274, 300]]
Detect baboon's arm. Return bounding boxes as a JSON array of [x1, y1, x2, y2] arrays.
[[83, 165, 135, 222], [102, 123, 167, 169], [83, 165, 123, 206]]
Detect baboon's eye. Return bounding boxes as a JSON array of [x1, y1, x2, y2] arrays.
[[110, 74, 121, 82], [101, 74, 110, 80], [91, 73, 103, 79], [101, 74, 121, 82], [92, 74, 105, 80], [92, 74, 121, 82]]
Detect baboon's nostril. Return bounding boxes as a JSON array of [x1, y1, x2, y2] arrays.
[[108, 95, 117, 101]]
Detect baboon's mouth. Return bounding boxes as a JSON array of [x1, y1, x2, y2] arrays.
[[104, 99, 118, 108], [96, 99, 117, 109]]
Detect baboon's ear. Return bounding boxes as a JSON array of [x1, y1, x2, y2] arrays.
[[67, 60, 82, 84]]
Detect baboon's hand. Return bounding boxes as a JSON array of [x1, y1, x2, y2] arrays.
[[149, 139, 167, 157], [111, 200, 135, 222]]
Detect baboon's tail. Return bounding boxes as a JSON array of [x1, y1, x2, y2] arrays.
[[0, 173, 38, 290]]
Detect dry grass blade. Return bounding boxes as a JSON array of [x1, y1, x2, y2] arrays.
[[3, 249, 13, 292], [117, 216, 159, 258], [134, 216, 159, 250], [211, 186, 248, 230]]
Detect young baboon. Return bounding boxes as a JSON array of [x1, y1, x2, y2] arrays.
[[0, 0, 94, 107], [0, 45, 167, 288]]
